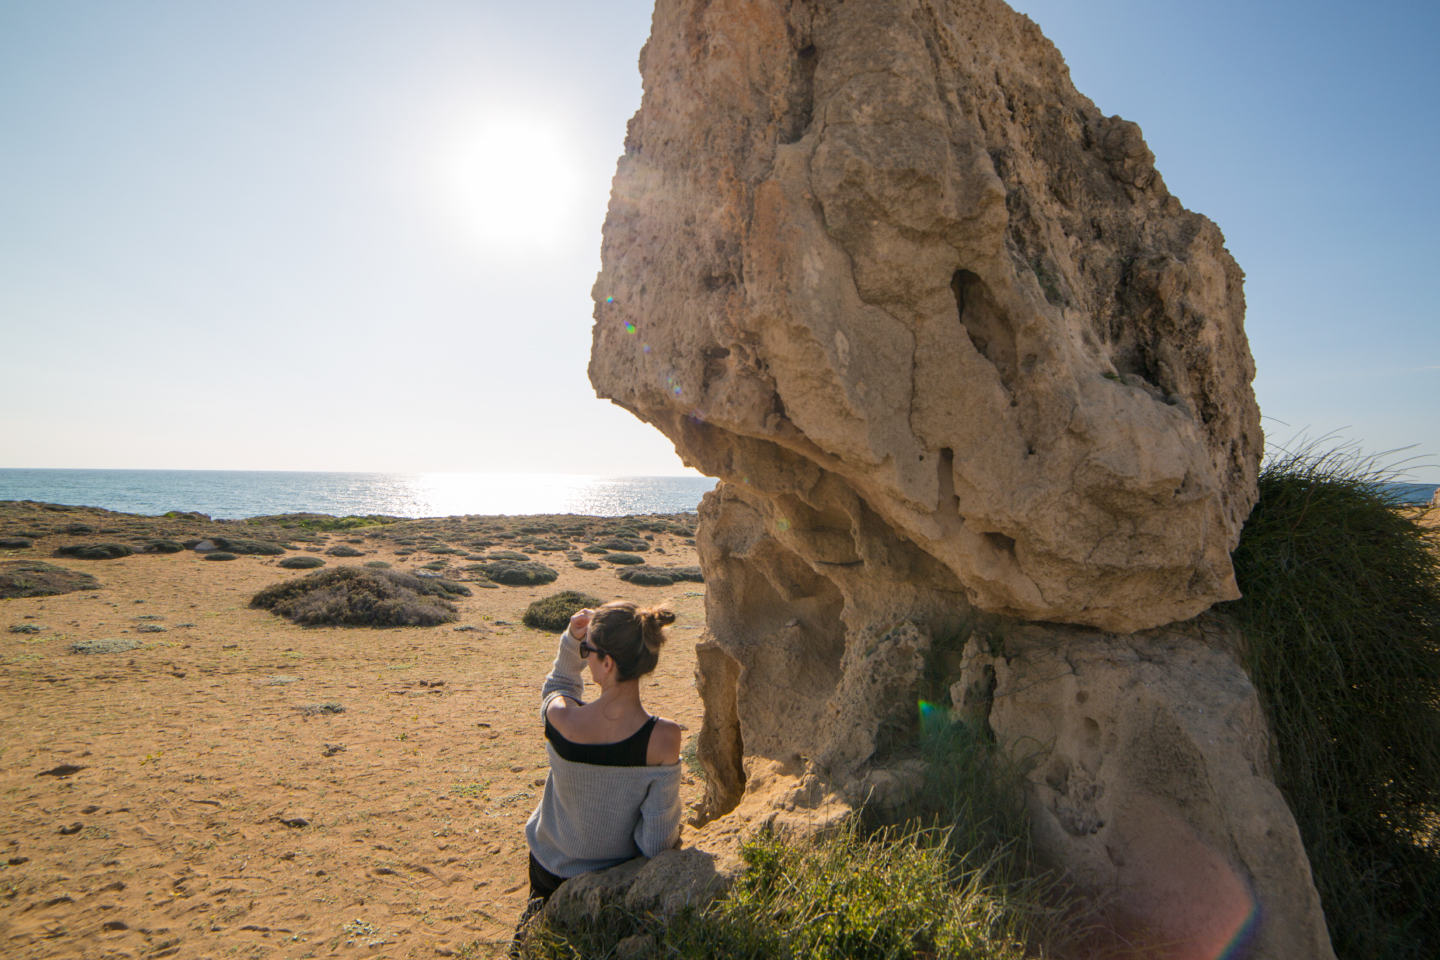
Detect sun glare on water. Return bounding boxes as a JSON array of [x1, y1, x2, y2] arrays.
[[445, 112, 582, 252]]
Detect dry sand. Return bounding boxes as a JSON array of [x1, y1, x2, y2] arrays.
[[0, 507, 706, 959]]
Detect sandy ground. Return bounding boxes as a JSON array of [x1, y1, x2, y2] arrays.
[[0, 511, 706, 960]]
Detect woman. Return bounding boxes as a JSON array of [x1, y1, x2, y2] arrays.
[[523, 601, 684, 906]]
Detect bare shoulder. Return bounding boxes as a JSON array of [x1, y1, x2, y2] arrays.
[[649, 717, 683, 766], [544, 695, 580, 734]]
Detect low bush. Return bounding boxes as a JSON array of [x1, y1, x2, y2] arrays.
[[618, 569, 674, 586], [582, 545, 609, 555], [211, 537, 287, 556], [604, 553, 645, 566], [326, 545, 365, 558], [0, 560, 100, 598], [55, 543, 133, 560], [140, 539, 185, 554], [71, 637, 142, 655], [598, 537, 648, 552], [487, 549, 531, 561], [473, 560, 559, 586], [1219, 440, 1440, 956], [364, 560, 391, 569], [251, 567, 470, 627], [0, 537, 33, 549], [523, 591, 604, 632], [573, 560, 601, 571], [204, 552, 238, 561], [279, 556, 326, 570]]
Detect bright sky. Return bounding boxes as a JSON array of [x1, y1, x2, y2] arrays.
[[1, 0, 1435, 480]]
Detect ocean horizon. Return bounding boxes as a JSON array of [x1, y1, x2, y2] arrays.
[[0, 469, 718, 521]]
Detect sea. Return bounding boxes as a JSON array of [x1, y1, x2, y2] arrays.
[[0, 469, 718, 521], [0, 469, 1431, 522]]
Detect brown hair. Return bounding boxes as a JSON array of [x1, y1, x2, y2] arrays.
[[587, 601, 674, 682]]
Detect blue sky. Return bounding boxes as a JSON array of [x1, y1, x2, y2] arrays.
[[1, 0, 1435, 479]]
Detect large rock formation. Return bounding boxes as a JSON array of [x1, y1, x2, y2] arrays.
[[589, 0, 1325, 955], [592, 0, 1261, 634]]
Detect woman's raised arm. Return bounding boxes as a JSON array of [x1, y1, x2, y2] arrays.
[[538, 609, 592, 716]]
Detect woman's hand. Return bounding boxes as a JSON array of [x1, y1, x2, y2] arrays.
[[568, 609, 592, 641]]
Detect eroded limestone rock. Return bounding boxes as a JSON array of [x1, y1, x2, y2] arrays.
[[591, 0, 1261, 632], [589, 0, 1319, 953], [956, 624, 1335, 960]]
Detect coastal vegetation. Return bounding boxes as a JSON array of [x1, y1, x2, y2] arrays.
[[1219, 442, 1440, 956], [523, 591, 604, 632], [250, 566, 472, 627]]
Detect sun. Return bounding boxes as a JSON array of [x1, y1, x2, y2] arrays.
[[446, 112, 583, 252]]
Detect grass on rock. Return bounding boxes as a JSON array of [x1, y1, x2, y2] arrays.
[[1218, 439, 1440, 957], [251, 567, 471, 627]]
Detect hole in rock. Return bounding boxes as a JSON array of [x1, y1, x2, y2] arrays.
[[951, 270, 1019, 393], [781, 44, 818, 144], [984, 531, 1017, 558]]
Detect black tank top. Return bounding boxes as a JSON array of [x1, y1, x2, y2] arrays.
[[545, 714, 658, 767]]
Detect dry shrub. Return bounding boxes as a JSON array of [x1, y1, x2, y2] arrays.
[[0, 560, 101, 598], [251, 567, 471, 627]]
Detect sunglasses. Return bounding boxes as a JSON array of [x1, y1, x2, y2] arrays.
[[578, 640, 606, 659]]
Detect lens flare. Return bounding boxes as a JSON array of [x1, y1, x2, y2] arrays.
[[775, 518, 791, 532], [624, 322, 637, 334]]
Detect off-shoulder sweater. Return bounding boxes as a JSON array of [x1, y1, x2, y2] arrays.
[[523, 628, 683, 878]]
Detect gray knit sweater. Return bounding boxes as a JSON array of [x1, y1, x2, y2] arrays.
[[524, 628, 683, 878]]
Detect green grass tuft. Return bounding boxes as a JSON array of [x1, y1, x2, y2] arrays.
[[521, 815, 1068, 960], [1219, 438, 1440, 957]]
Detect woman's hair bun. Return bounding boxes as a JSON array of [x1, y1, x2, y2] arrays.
[[638, 605, 675, 653]]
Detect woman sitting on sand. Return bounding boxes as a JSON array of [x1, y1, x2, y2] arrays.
[[522, 602, 684, 907]]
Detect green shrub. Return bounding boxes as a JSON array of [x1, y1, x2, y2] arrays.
[[523, 591, 604, 632], [211, 537, 287, 556], [487, 549, 532, 561], [140, 539, 185, 554], [598, 537, 648, 552], [0, 560, 100, 598], [474, 560, 558, 586], [56, 543, 134, 560], [1220, 440, 1440, 957], [582, 545, 609, 555], [604, 553, 645, 565], [204, 552, 238, 561], [620, 565, 703, 585], [364, 560, 391, 569], [279, 556, 326, 570], [574, 560, 601, 571], [618, 569, 674, 586], [251, 567, 470, 627], [326, 545, 365, 558], [0, 537, 33, 549]]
